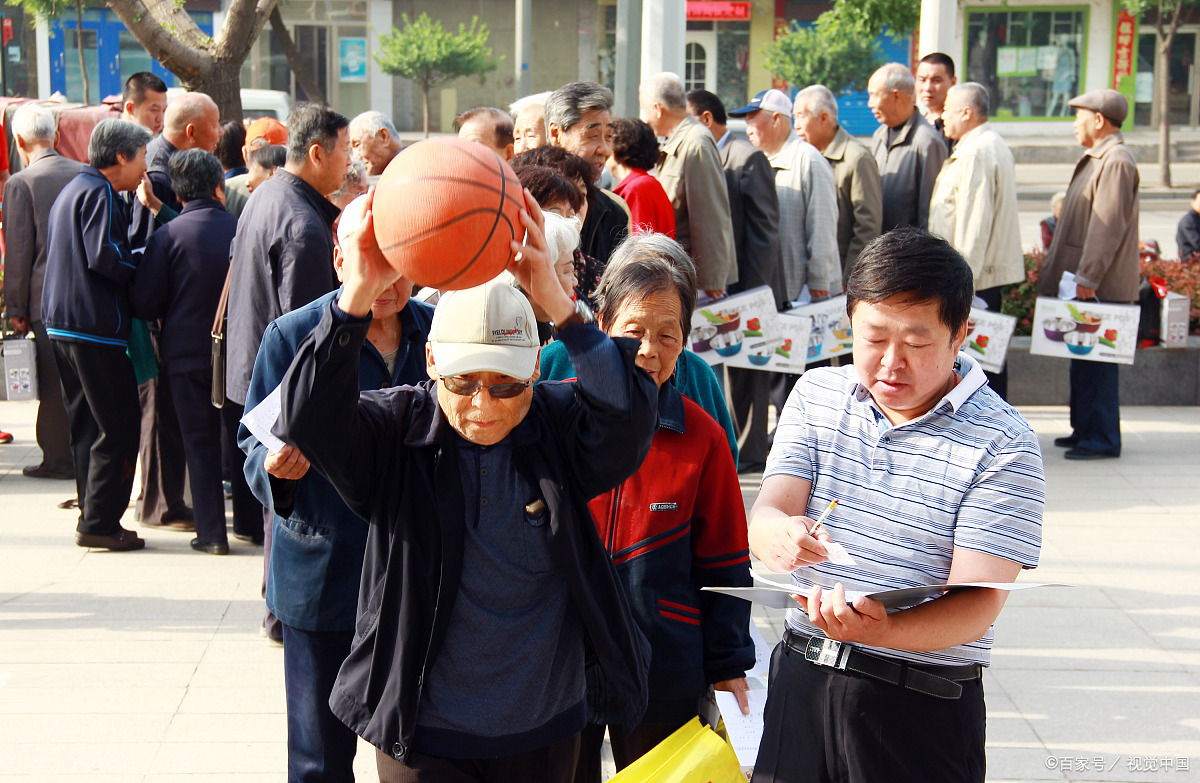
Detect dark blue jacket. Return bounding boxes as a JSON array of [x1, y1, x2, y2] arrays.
[[241, 289, 434, 632], [41, 166, 140, 347], [129, 198, 238, 375], [273, 301, 657, 760], [128, 135, 181, 249]]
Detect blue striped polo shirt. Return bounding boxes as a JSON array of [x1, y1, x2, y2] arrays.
[[764, 353, 1044, 667]]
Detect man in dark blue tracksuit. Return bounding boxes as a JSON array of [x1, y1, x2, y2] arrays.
[[130, 149, 238, 555], [42, 119, 153, 551]]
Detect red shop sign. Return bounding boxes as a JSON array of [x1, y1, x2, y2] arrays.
[[1112, 9, 1136, 88], [686, 1, 751, 21]]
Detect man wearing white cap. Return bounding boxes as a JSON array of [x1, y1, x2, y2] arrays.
[[729, 88, 840, 304], [271, 190, 658, 782]]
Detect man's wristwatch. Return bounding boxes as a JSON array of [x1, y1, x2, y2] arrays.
[[554, 299, 594, 332]]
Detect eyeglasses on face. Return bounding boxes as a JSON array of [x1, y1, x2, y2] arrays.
[[441, 375, 530, 399]]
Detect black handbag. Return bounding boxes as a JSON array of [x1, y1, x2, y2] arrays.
[[211, 266, 232, 408]]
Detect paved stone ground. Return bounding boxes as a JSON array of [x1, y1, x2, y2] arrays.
[[2, 400, 1199, 781]]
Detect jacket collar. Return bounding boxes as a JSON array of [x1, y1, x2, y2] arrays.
[[275, 169, 343, 226], [949, 122, 991, 158], [27, 148, 61, 166], [1084, 131, 1124, 159], [822, 126, 851, 162], [663, 113, 703, 155], [884, 110, 926, 148], [657, 380, 685, 434], [178, 197, 226, 215]]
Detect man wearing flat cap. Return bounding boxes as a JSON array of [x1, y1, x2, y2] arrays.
[[1037, 89, 1139, 460]]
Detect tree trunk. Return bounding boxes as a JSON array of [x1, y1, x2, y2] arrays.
[[1158, 36, 1172, 189], [183, 60, 246, 123], [422, 86, 431, 137], [268, 7, 325, 105], [75, 0, 90, 105]]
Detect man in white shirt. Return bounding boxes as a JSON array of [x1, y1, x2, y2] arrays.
[[929, 83, 1024, 399]]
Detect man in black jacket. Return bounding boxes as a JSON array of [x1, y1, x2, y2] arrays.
[[130, 150, 238, 556], [42, 119, 152, 551], [271, 191, 656, 782], [1177, 189, 1200, 260], [2, 103, 84, 480], [225, 102, 349, 640]]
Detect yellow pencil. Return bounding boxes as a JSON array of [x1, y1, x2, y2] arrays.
[[809, 499, 838, 536]]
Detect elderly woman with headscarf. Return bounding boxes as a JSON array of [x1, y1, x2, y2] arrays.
[[539, 233, 753, 782]]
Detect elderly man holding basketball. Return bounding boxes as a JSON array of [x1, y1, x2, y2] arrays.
[[270, 184, 657, 782]]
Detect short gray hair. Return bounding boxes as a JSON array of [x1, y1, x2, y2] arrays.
[[949, 82, 989, 117], [796, 85, 839, 123], [329, 158, 368, 207], [874, 63, 915, 96], [597, 233, 697, 337], [544, 81, 614, 134], [164, 92, 216, 136], [11, 104, 57, 143], [348, 110, 398, 140], [640, 72, 687, 111], [88, 119, 152, 169], [510, 91, 552, 116]]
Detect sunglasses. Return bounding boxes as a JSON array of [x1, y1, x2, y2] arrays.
[[441, 376, 530, 399]]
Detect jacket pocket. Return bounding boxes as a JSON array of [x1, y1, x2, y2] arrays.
[[519, 498, 555, 575]]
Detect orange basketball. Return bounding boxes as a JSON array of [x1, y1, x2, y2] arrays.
[[372, 137, 525, 290]]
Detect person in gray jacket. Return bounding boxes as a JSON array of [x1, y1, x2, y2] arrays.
[[868, 63, 948, 231], [2, 104, 83, 480]]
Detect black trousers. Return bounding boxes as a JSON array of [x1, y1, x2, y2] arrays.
[[1069, 358, 1121, 456], [136, 357, 190, 524], [220, 400, 264, 538], [168, 370, 227, 544], [752, 641, 985, 783], [29, 321, 74, 473], [376, 732, 580, 783], [728, 367, 770, 469], [51, 340, 141, 537], [976, 286, 1008, 401]]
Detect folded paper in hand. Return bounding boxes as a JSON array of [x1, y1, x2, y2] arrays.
[[707, 576, 1066, 611], [240, 385, 285, 453]]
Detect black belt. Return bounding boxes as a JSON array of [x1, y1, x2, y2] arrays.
[[783, 629, 981, 700]]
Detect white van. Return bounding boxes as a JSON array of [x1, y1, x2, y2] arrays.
[[166, 87, 292, 121]]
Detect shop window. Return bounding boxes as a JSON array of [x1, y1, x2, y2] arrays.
[[685, 41, 708, 92], [715, 21, 749, 111], [964, 8, 1086, 120]]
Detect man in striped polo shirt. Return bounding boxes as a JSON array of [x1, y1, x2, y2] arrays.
[[748, 227, 1044, 783]]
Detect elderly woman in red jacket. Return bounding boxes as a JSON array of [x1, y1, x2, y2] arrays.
[[608, 119, 676, 238], [542, 233, 753, 782]]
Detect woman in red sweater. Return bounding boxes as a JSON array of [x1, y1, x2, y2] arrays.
[[608, 119, 676, 238]]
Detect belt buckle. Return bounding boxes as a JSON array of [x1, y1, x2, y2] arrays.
[[804, 636, 847, 670]]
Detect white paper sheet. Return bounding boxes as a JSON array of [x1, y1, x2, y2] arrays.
[[715, 689, 768, 770], [240, 385, 285, 452], [746, 620, 773, 678], [706, 582, 1067, 611], [822, 541, 857, 566]]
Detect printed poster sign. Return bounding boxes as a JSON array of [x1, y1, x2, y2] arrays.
[[781, 295, 853, 364], [689, 286, 809, 373], [963, 307, 1017, 374], [1029, 298, 1139, 365], [339, 38, 368, 82]]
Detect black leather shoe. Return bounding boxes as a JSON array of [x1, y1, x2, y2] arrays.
[[232, 532, 264, 545], [23, 463, 74, 480], [1065, 447, 1118, 461], [190, 538, 230, 555], [76, 528, 145, 551], [1053, 436, 1079, 448]]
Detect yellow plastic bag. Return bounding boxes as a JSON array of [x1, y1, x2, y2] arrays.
[[607, 717, 746, 783]]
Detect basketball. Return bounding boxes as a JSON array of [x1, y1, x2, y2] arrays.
[[372, 137, 525, 290]]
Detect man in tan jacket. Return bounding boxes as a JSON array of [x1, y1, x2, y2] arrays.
[[1036, 89, 1139, 460], [640, 72, 736, 297], [929, 83, 1023, 398]]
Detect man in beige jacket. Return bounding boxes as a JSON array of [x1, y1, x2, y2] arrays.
[[1035, 89, 1139, 461], [929, 83, 1023, 398], [640, 72, 736, 297]]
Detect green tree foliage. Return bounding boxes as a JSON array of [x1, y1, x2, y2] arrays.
[[832, 0, 920, 39], [762, 9, 884, 95], [375, 13, 501, 136]]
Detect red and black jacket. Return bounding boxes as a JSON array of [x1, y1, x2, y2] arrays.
[[588, 382, 753, 720]]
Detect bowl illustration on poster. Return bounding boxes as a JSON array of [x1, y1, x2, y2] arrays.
[[697, 309, 741, 334], [691, 324, 718, 352], [1064, 330, 1096, 355], [711, 331, 744, 357], [748, 348, 773, 365], [1043, 317, 1076, 342]]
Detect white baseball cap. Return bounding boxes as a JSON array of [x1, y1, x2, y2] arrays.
[[336, 193, 368, 247], [429, 279, 539, 380], [728, 88, 793, 117]]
